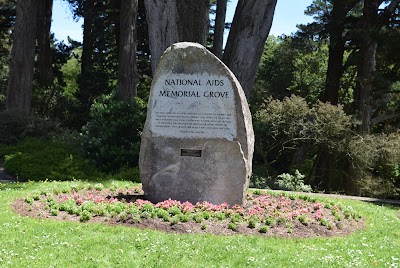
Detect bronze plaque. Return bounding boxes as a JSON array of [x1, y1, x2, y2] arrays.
[[181, 149, 202, 157]]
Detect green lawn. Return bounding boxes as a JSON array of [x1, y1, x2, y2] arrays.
[[0, 181, 399, 268]]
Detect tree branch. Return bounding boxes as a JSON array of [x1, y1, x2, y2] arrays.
[[371, 112, 400, 126], [378, 0, 400, 27], [344, 0, 361, 14]]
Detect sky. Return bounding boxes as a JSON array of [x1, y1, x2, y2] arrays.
[[51, 0, 314, 44]]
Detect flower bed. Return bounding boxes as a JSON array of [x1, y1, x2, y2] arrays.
[[14, 184, 364, 237]]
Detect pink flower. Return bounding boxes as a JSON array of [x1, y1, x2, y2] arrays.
[[289, 210, 301, 220], [314, 203, 324, 210], [108, 197, 118, 204], [315, 209, 324, 220], [135, 199, 153, 209], [180, 201, 195, 213], [76, 197, 84, 205], [58, 194, 71, 202], [155, 198, 182, 209]]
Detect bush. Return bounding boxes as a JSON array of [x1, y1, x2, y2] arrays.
[[275, 170, 312, 192], [81, 94, 146, 172], [252, 95, 354, 192], [252, 95, 352, 173], [0, 111, 30, 144], [1, 137, 100, 181], [104, 167, 141, 183], [0, 111, 61, 145], [250, 174, 272, 189], [347, 133, 400, 198]]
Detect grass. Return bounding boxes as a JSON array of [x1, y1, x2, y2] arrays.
[[1, 180, 400, 267]]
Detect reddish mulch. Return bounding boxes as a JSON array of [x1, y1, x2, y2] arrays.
[[12, 188, 365, 238]]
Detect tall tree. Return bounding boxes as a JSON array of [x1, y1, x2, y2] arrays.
[[212, 0, 228, 59], [176, 0, 210, 44], [78, 0, 95, 114], [144, 0, 210, 74], [311, 0, 360, 193], [117, 0, 138, 101], [222, 0, 278, 99], [144, 0, 179, 74], [324, 0, 359, 105], [6, 0, 38, 113], [0, 1, 16, 106], [354, 0, 400, 133], [36, 0, 54, 87]]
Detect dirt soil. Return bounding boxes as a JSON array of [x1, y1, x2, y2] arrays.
[[12, 189, 365, 238]]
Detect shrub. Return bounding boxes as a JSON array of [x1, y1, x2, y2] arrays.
[[259, 225, 269, 233], [252, 95, 353, 193], [227, 222, 237, 231], [275, 170, 312, 192], [250, 173, 273, 189], [347, 133, 400, 198], [0, 111, 61, 145], [1, 137, 99, 181], [81, 94, 146, 172], [105, 167, 141, 183], [80, 210, 92, 222], [0, 111, 30, 144], [252, 95, 352, 168]]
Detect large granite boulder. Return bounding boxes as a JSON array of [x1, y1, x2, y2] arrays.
[[139, 42, 254, 206]]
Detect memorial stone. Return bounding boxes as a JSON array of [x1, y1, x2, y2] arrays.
[[139, 42, 254, 206]]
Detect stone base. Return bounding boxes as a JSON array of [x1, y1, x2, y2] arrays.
[[140, 137, 249, 206]]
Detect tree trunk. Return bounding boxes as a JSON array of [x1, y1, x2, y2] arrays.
[[355, 40, 377, 133], [323, 0, 348, 105], [145, 0, 210, 74], [324, 0, 362, 103], [78, 0, 95, 116], [117, 0, 138, 102], [212, 0, 227, 59], [176, 0, 210, 44], [314, 145, 336, 193], [36, 0, 53, 87], [319, 1, 360, 193], [222, 0, 277, 100], [354, 0, 380, 133], [144, 0, 179, 74], [6, 0, 38, 113]]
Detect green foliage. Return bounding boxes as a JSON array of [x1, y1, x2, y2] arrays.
[[298, 215, 311, 226], [81, 94, 146, 172], [252, 95, 400, 198], [265, 217, 275, 226], [60, 48, 81, 99], [259, 225, 269, 233], [288, 45, 328, 103], [31, 40, 82, 127], [0, 112, 31, 145], [192, 213, 204, 223], [0, 111, 62, 145], [247, 218, 257, 229], [80, 210, 92, 222], [253, 34, 357, 110], [276, 170, 312, 192], [105, 167, 141, 183], [253, 95, 352, 174], [227, 222, 237, 231], [347, 133, 400, 198], [0, 137, 99, 181], [0, 1, 14, 109], [252, 36, 295, 107], [1, 180, 400, 267], [253, 36, 329, 107]]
